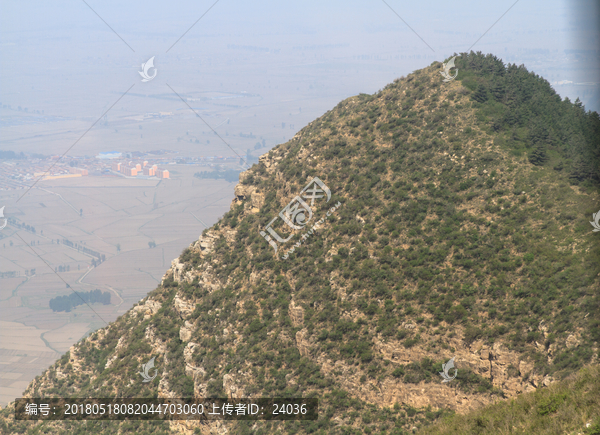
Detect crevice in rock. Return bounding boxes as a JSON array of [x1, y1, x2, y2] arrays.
[[489, 350, 494, 383]]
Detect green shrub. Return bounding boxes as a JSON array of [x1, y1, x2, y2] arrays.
[[537, 392, 567, 416]]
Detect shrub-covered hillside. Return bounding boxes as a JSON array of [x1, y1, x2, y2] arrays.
[[1, 51, 599, 435]]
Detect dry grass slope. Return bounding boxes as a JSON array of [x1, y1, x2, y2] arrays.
[[417, 365, 600, 435]]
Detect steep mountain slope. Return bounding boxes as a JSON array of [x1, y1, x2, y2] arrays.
[[1, 51, 599, 435]]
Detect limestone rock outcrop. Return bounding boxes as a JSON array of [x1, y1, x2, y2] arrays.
[[174, 293, 196, 320], [179, 320, 196, 342], [289, 300, 305, 327], [295, 329, 313, 357], [130, 298, 162, 320], [145, 325, 168, 355]]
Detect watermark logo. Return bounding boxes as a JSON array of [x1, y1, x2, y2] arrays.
[[590, 210, 600, 232], [260, 177, 341, 259], [439, 357, 457, 383], [440, 56, 458, 82], [139, 56, 157, 82], [0, 206, 7, 230], [139, 356, 158, 383]]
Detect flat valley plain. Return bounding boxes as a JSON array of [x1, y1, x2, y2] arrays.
[[0, 167, 235, 406]]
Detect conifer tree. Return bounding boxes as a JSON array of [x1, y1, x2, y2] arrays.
[[472, 84, 488, 103], [528, 143, 548, 166]]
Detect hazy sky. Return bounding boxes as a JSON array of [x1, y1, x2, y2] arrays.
[[1, 0, 599, 148]]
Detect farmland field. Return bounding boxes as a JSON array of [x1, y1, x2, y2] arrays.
[[0, 166, 235, 406]]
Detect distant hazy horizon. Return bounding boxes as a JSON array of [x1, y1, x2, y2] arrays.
[[1, 1, 599, 143]]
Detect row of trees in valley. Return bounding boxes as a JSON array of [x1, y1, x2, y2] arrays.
[[49, 289, 111, 312], [194, 169, 242, 182]]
